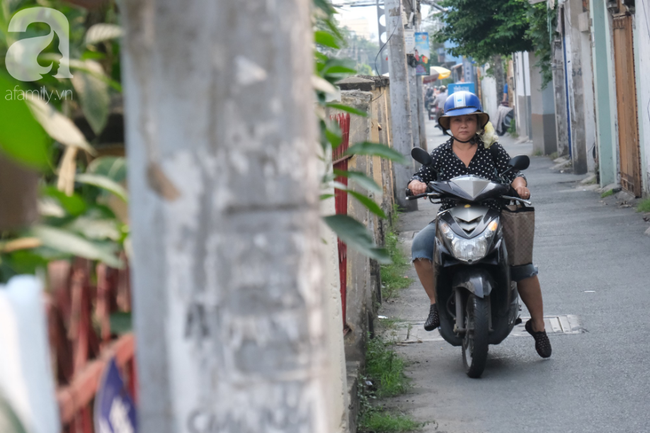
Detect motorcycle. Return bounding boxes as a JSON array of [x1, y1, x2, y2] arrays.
[[407, 148, 531, 378]]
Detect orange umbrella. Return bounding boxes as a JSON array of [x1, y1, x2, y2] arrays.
[[431, 66, 451, 79]]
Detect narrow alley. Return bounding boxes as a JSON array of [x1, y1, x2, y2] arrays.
[[381, 129, 650, 433]]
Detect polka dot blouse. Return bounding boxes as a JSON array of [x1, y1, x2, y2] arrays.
[[411, 137, 526, 211]]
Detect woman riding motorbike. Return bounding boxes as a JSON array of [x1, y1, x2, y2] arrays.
[[407, 91, 552, 358]]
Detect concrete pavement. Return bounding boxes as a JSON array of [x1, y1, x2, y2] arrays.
[[379, 124, 650, 432]]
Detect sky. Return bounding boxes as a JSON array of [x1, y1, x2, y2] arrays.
[[334, 1, 433, 45]]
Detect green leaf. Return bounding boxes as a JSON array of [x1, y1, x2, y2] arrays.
[[26, 97, 96, 155], [88, 156, 126, 182], [323, 65, 357, 75], [41, 186, 87, 216], [315, 30, 340, 49], [345, 142, 408, 165], [320, 194, 335, 200], [312, 75, 338, 95], [0, 396, 27, 433], [31, 225, 123, 268], [325, 125, 342, 148], [109, 312, 132, 335], [71, 60, 110, 135], [314, 51, 329, 63], [323, 215, 391, 264], [76, 173, 128, 202], [326, 103, 368, 117], [314, 0, 336, 14], [64, 217, 121, 241], [347, 190, 386, 219], [333, 169, 382, 194], [0, 73, 51, 170], [85, 23, 123, 45]]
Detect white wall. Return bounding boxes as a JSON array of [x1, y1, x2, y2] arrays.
[[580, 18, 597, 172], [480, 65, 498, 125], [514, 52, 531, 138], [634, 2, 650, 193]]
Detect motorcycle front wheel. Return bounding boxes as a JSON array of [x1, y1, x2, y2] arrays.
[[462, 294, 489, 378]]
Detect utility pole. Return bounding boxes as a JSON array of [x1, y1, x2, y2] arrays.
[[121, 1, 331, 432], [404, 0, 427, 151], [386, 0, 418, 211], [403, 0, 421, 153]]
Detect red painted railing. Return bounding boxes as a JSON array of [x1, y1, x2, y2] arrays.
[[46, 258, 136, 432], [332, 113, 351, 331]]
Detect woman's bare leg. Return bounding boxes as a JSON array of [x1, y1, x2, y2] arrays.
[[517, 275, 545, 332], [413, 258, 436, 304]]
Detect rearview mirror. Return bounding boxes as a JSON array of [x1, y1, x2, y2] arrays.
[[509, 155, 530, 171], [411, 147, 433, 166]]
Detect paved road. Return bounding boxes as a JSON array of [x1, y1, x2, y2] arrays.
[[381, 125, 650, 432]]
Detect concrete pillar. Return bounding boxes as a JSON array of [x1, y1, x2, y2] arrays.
[[121, 0, 331, 431], [408, 65, 420, 151], [552, 38, 570, 158], [385, 0, 417, 211], [564, 0, 589, 174], [416, 77, 428, 151], [514, 52, 532, 139], [529, 52, 558, 156]]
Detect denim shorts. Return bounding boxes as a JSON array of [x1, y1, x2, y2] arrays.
[[411, 222, 538, 282]]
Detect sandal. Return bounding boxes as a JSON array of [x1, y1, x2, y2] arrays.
[[525, 319, 552, 358], [424, 304, 440, 331]]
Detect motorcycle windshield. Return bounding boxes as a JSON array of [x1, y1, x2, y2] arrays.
[[430, 175, 510, 202]]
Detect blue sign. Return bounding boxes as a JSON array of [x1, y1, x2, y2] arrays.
[[94, 358, 137, 433], [447, 82, 475, 95]]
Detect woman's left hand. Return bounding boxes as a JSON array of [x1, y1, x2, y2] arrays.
[[515, 186, 531, 199]]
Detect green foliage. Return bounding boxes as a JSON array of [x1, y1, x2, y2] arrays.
[[315, 1, 405, 263], [549, 151, 558, 160], [110, 311, 133, 335], [601, 189, 614, 198], [365, 336, 410, 397], [526, 3, 557, 88], [636, 198, 650, 213], [324, 215, 391, 264], [380, 230, 411, 301], [435, 0, 557, 88], [0, 73, 51, 170], [360, 410, 424, 433], [0, 2, 128, 279], [357, 335, 424, 432], [0, 0, 122, 135], [507, 118, 518, 137], [345, 142, 409, 165], [0, 157, 129, 282], [435, 0, 533, 64]]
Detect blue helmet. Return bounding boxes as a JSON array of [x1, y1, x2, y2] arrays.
[[439, 91, 489, 131]]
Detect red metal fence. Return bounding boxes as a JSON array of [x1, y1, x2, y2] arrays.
[[331, 113, 351, 332], [46, 258, 136, 432]]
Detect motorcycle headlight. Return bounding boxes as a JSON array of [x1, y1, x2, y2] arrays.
[[440, 220, 498, 263]]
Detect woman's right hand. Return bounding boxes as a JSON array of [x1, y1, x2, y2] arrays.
[[408, 180, 428, 195]]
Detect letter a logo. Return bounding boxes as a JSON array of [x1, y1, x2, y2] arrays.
[[5, 7, 73, 82]]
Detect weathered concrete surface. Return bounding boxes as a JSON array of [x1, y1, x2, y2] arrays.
[[379, 129, 650, 432], [320, 156, 349, 433], [339, 90, 379, 365]]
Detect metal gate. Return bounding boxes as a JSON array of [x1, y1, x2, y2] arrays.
[[332, 113, 351, 332], [611, 3, 642, 196]]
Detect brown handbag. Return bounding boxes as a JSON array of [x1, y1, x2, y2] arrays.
[[501, 205, 535, 266]]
